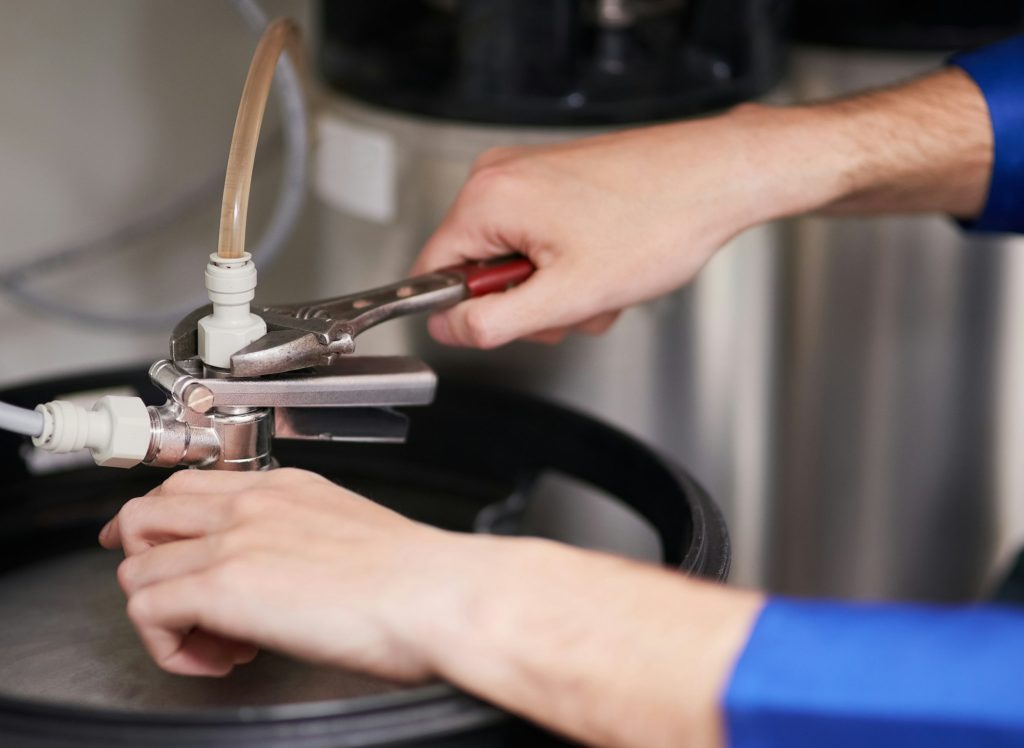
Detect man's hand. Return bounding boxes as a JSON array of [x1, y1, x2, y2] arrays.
[[101, 468, 763, 748], [412, 67, 991, 349], [410, 119, 780, 348], [100, 467, 464, 681]]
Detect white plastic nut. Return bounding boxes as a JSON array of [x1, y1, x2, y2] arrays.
[[33, 396, 151, 469], [89, 396, 152, 468], [198, 252, 267, 369]]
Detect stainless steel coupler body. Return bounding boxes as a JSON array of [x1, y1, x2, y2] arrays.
[[145, 401, 272, 471], [140, 357, 436, 471]]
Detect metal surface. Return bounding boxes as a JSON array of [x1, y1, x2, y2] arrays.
[[145, 401, 272, 471], [191, 358, 437, 409], [149, 359, 215, 413], [144, 401, 221, 468], [275, 407, 410, 443], [143, 358, 438, 471], [767, 47, 1024, 601], [0, 549, 407, 710]]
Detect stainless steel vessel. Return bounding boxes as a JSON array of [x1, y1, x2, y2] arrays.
[[771, 45, 1024, 602]]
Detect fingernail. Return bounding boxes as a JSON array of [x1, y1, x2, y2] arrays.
[[98, 521, 111, 544]]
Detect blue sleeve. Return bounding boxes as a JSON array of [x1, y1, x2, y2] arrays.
[[724, 599, 1024, 747], [949, 36, 1024, 233]]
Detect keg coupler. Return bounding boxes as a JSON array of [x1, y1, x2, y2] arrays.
[[31, 255, 534, 471]]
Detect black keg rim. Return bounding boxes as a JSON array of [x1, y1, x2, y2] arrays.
[[0, 683, 505, 742]]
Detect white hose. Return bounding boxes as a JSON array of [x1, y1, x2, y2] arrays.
[[0, 401, 43, 438], [0, 0, 308, 330]]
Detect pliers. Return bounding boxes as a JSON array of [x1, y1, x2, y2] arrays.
[[169, 255, 535, 377]]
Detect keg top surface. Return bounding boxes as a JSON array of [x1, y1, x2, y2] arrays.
[[0, 549, 411, 711]]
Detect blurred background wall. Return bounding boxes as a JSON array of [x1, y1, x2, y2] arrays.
[[777, 47, 1024, 600], [0, 0, 315, 385]]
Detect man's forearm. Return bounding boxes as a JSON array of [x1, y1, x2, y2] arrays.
[[417, 536, 764, 748], [818, 67, 992, 218], [727, 67, 992, 227]]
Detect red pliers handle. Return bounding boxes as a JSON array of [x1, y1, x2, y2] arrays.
[[444, 255, 536, 298]]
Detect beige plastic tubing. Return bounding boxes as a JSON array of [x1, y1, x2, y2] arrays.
[[219, 18, 303, 260]]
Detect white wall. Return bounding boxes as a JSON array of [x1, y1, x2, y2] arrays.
[[0, 0, 315, 387]]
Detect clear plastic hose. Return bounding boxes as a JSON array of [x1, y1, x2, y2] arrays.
[[0, 0, 309, 329], [0, 401, 43, 438], [219, 17, 303, 260]]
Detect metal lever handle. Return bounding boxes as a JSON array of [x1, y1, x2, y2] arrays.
[[150, 358, 436, 413], [144, 358, 437, 470]]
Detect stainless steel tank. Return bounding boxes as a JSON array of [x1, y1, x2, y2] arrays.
[[771, 45, 1024, 602]]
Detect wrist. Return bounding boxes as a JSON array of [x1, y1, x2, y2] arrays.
[[723, 102, 862, 225], [394, 531, 515, 676], [417, 534, 766, 748]]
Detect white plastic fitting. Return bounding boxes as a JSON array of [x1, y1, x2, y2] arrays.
[[197, 252, 267, 369], [32, 396, 152, 468]]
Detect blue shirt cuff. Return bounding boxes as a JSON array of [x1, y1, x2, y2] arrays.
[[950, 36, 1024, 233], [724, 599, 1024, 748]]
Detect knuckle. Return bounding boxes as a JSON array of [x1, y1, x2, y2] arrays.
[[116, 557, 137, 590], [126, 588, 157, 626], [225, 489, 277, 524], [162, 469, 193, 492], [223, 493, 250, 524], [465, 164, 518, 200], [117, 497, 145, 533], [207, 556, 252, 593], [241, 488, 282, 515], [208, 529, 241, 559], [211, 525, 262, 559]]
